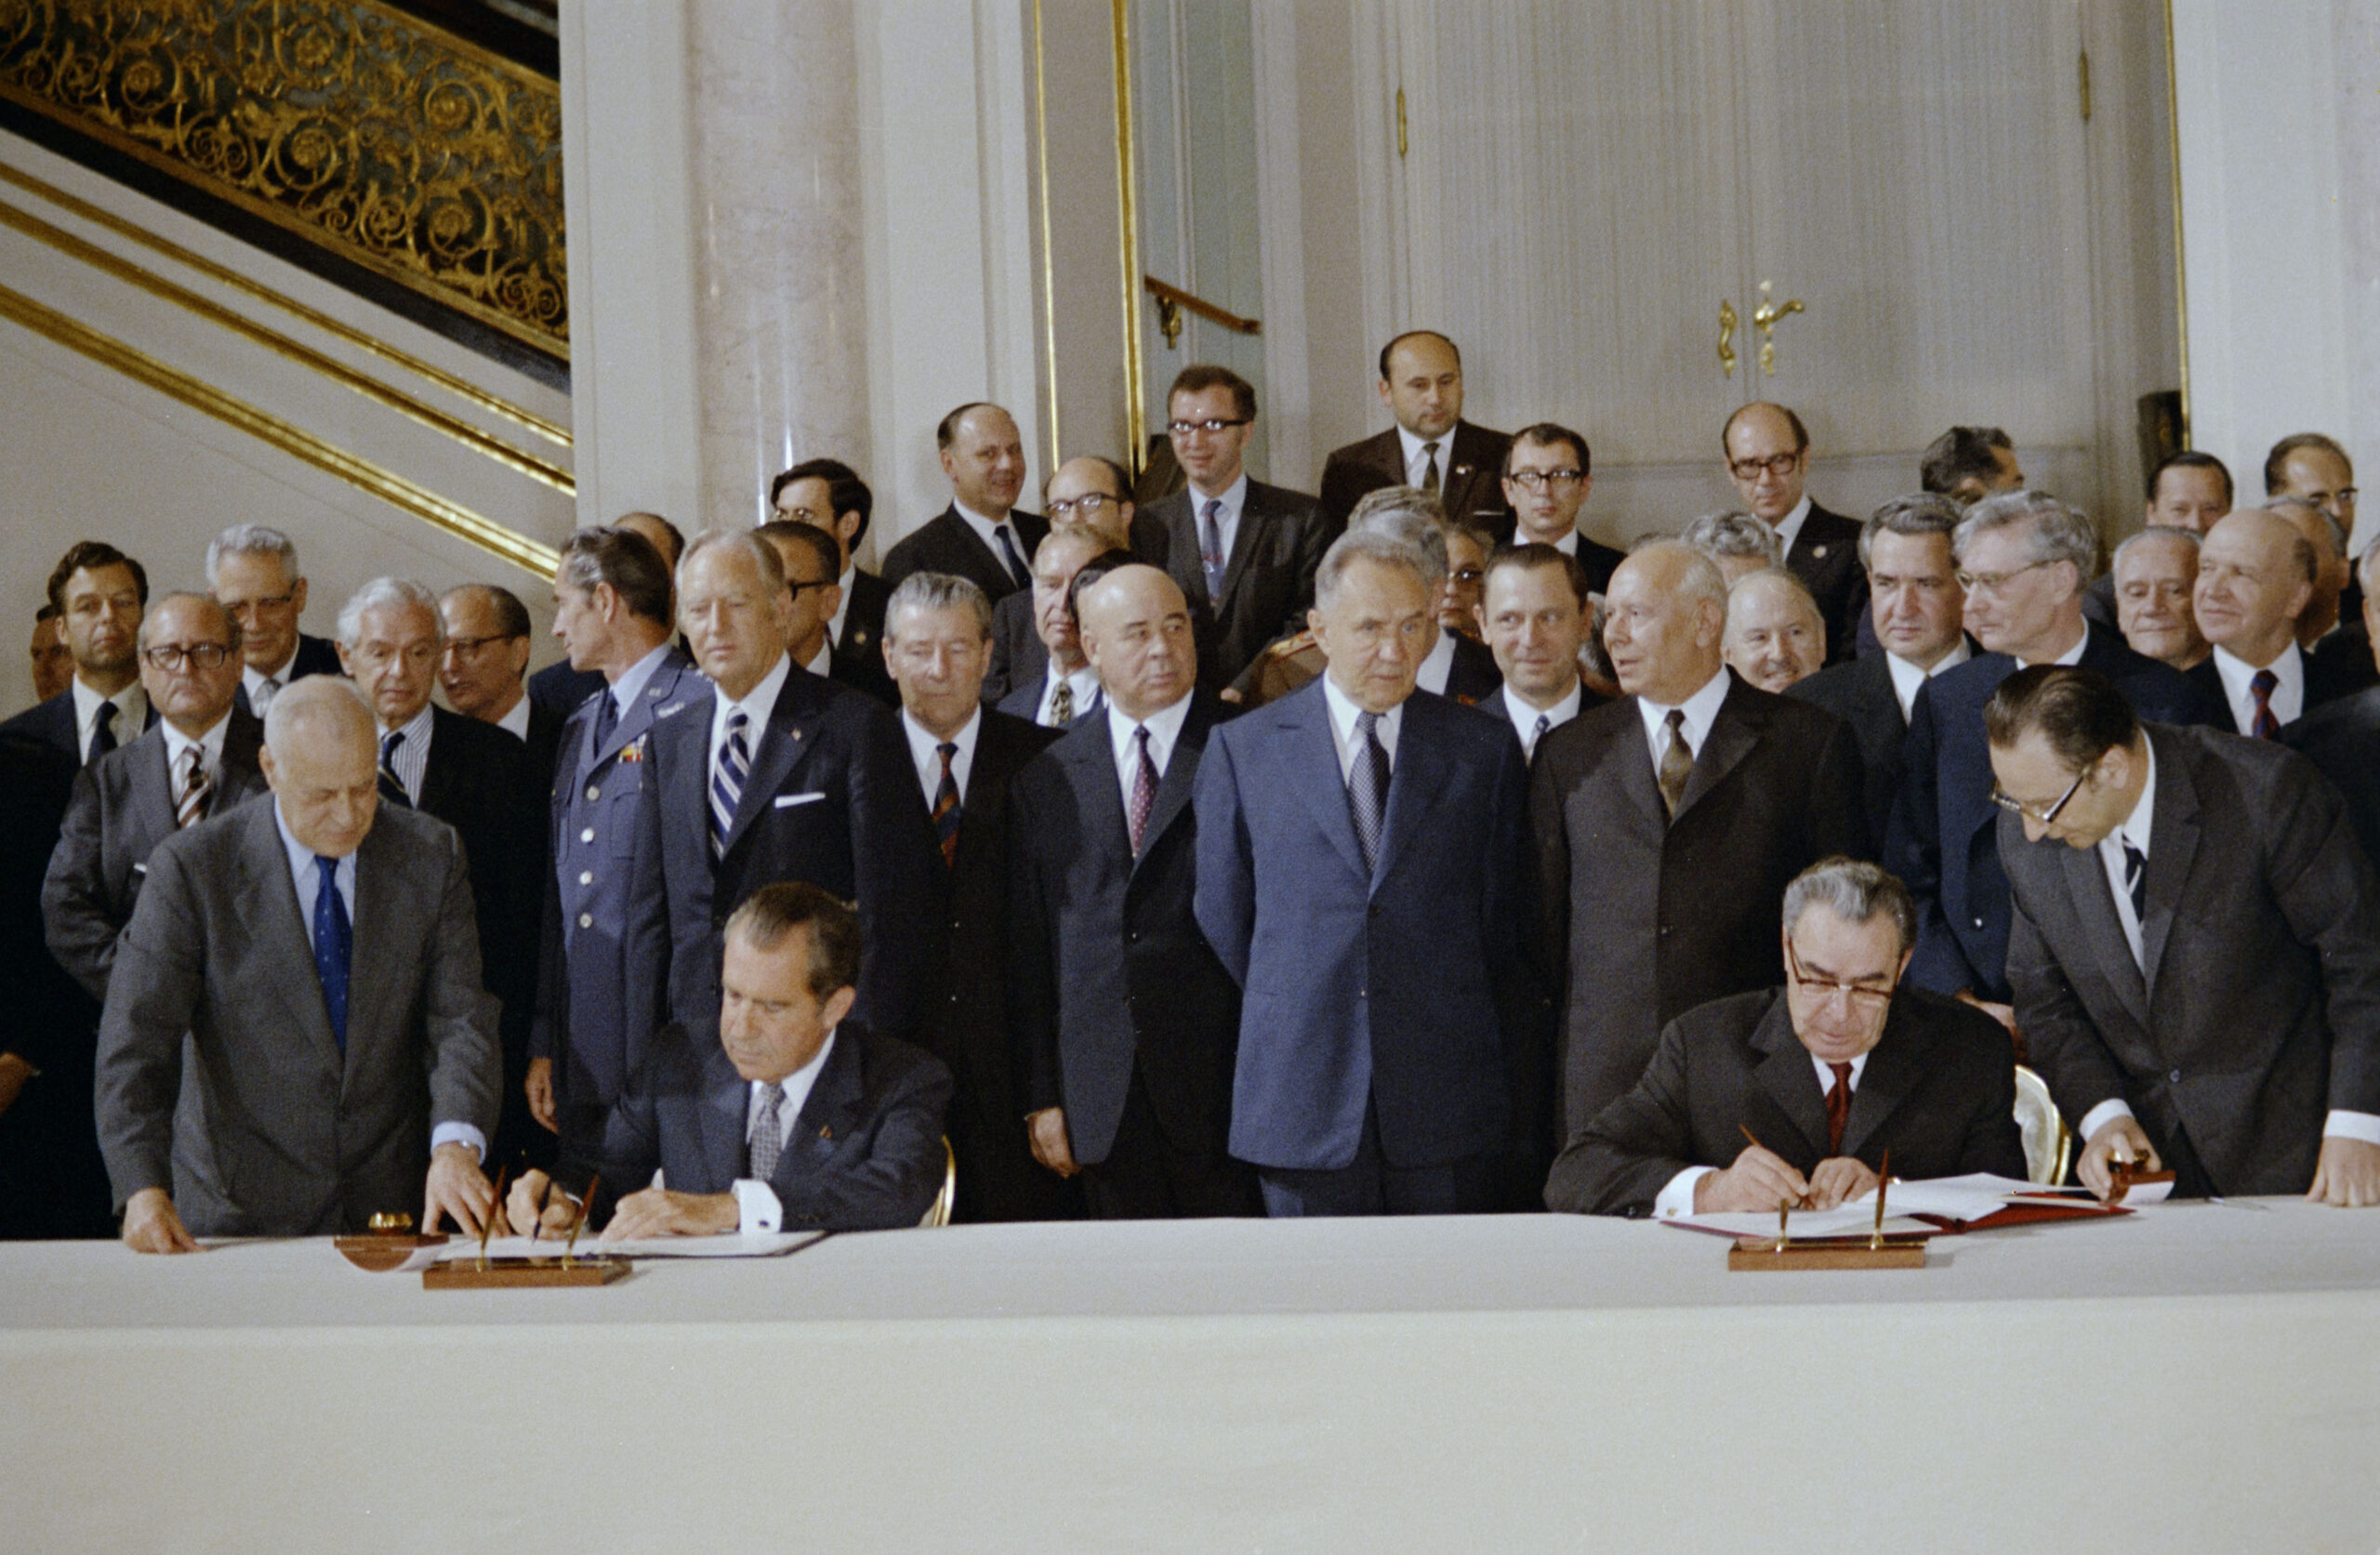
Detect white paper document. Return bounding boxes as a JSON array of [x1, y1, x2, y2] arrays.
[[1661, 1207, 1940, 1240], [442, 1231, 829, 1261]]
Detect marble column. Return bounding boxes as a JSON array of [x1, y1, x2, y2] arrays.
[[685, 0, 870, 532]]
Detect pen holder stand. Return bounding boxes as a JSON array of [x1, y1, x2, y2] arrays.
[[1726, 1237, 1929, 1272], [422, 1257, 631, 1289]]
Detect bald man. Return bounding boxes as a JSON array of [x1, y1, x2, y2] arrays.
[[1722, 402, 1867, 666], [1722, 569, 1827, 694], [2188, 509, 2361, 735], [94, 677, 501, 1249], [1317, 331, 1514, 543], [881, 402, 1049, 604]]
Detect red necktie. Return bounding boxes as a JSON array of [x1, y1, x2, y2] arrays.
[[1825, 1062, 1854, 1156], [2249, 667, 2281, 739]]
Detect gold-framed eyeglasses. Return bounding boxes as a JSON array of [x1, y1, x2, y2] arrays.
[[1783, 939, 1896, 1013], [1989, 766, 2088, 824], [1046, 493, 1119, 521]]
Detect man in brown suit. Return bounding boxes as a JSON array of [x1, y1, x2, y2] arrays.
[[1532, 541, 1868, 1137], [1316, 332, 1513, 544]]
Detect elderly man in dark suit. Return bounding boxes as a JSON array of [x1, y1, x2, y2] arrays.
[[2187, 508, 2361, 733], [528, 527, 703, 1158], [1317, 332, 1513, 543], [1548, 859, 2026, 1217], [1722, 402, 1867, 666], [95, 677, 502, 1249], [772, 457, 898, 706], [205, 525, 341, 720], [880, 571, 1068, 1221], [1887, 491, 2224, 1025], [641, 529, 936, 1054], [507, 883, 951, 1237], [1790, 495, 1974, 842], [2, 540, 154, 764], [1195, 527, 1535, 1216], [880, 403, 1049, 604], [1990, 666, 2380, 1205], [1533, 541, 1868, 1139], [1012, 564, 1260, 1218]]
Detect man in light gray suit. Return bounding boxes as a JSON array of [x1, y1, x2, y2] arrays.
[[1990, 665, 2380, 1204], [95, 677, 502, 1250]]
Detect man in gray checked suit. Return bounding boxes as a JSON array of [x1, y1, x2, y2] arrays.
[[94, 677, 502, 1249]]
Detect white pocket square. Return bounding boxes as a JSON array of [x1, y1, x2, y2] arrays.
[[131, 862, 147, 875], [773, 791, 827, 809]]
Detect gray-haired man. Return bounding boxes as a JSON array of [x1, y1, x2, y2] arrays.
[[205, 523, 340, 718]]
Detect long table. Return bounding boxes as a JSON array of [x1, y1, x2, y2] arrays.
[[4, 1201, 2376, 1551]]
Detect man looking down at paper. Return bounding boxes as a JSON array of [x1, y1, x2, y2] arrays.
[[1544, 858, 2026, 1218], [508, 883, 952, 1238]]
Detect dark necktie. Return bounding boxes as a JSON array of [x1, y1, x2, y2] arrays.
[[1657, 707, 1694, 817], [175, 744, 210, 830], [2122, 837, 2148, 923], [86, 700, 118, 765], [1420, 441, 1442, 494], [1128, 726, 1159, 855], [1825, 1062, 1854, 1155], [312, 854, 351, 1053], [590, 686, 619, 753], [1200, 498, 1228, 604], [932, 742, 961, 867], [2248, 667, 2281, 739], [377, 731, 410, 808], [710, 709, 750, 858], [994, 523, 1031, 592], [748, 1084, 783, 1181], [1348, 709, 1389, 876], [1528, 712, 1550, 759]]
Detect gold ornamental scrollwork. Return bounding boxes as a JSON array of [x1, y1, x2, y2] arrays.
[[0, 0, 567, 358]]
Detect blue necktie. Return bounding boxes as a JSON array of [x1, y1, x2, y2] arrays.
[[711, 708, 750, 858], [994, 524, 1032, 592], [312, 854, 351, 1053], [590, 686, 620, 753]]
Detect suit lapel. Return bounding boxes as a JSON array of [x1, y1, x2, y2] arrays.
[[1673, 678, 1757, 821], [1216, 487, 1273, 609], [702, 1041, 753, 1185], [721, 669, 824, 858], [1061, 719, 1136, 861], [1750, 998, 1831, 1160], [2058, 836, 2149, 1025], [241, 806, 343, 1070], [791, 1027, 867, 1144], [219, 714, 269, 807], [129, 731, 177, 840], [2138, 730, 2201, 993], [1608, 702, 1670, 835], [344, 821, 416, 1087], [1369, 695, 1447, 890], [1131, 700, 1210, 872], [1282, 683, 1369, 881], [1838, 1001, 1926, 1159]]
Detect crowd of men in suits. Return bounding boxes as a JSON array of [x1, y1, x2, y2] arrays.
[[5, 329, 2378, 1252]]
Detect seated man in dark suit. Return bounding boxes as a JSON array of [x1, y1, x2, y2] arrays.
[[1990, 665, 2380, 1205], [97, 677, 502, 1249], [1501, 423, 1624, 597], [1790, 494, 1973, 843], [772, 457, 897, 705], [205, 524, 341, 719], [1012, 564, 1261, 1218], [1722, 402, 1867, 665], [2, 540, 152, 764], [2188, 507, 2360, 732], [990, 524, 1110, 724], [1318, 331, 1513, 542], [506, 882, 951, 1236], [528, 511, 682, 715], [1475, 544, 1605, 763], [880, 402, 1048, 604], [336, 578, 545, 1167], [1547, 858, 2026, 1217]]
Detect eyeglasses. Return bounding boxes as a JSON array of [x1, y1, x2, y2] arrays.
[[1506, 469, 1584, 492], [1954, 559, 2056, 596], [1047, 493, 1119, 521], [1784, 939, 1896, 1013], [1728, 453, 1802, 481], [442, 633, 523, 656], [141, 643, 231, 671], [1168, 417, 1250, 437], [1989, 766, 2089, 824]]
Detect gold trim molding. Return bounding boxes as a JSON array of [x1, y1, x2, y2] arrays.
[[0, 0, 567, 358], [0, 277, 559, 578]]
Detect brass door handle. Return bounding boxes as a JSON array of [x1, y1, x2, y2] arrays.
[[1718, 298, 1738, 378], [1752, 280, 1805, 376]]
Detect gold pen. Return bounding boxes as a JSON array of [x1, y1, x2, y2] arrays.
[[478, 1166, 509, 1272], [562, 1174, 600, 1269], [1870, 1149, 1891, 1250]]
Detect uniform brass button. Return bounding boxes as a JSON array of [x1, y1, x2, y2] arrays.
[[579, 871, 593, 886], [586, 784, 601, 801], [581, 828, 595, 844], [578, 913, 593, 929]]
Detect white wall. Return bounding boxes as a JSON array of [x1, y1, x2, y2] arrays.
[[0, 129, 575, 715]]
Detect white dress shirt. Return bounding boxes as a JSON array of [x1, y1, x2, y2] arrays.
[[801, 636, 833, 679], [1415, 628, 1459, 695], [2076, 741, 2380, 1149], [1187, 473, 1248, 578], [1502, 680, 1583, 759], [1770, 494, 1813, 558], [1883, 639, 1973, 723], [240, 643, 301, 716], [903, 705, 980, 811], [2209, 641, 2306, 731], [1034, 663, 1103, 727], [1105, 690, 1195, 814], [271, 799, 483, 1160], [1398, 425, 1451, 490], [495, 693, 531, 742], [377, 705, 433, 805], [1633, 667, 1731, 777], [954, 500, 1030, 580], [709, 652, 790, 774], [1321, 674, 1403, 783], [733, 1030, 840, 1232], [71, 677, 148, 760], [1654, 1052, 1871, 1217]]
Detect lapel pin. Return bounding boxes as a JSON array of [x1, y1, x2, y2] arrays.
[[819, 1124, 832, 1139], [1813, 544, 1830, 560]]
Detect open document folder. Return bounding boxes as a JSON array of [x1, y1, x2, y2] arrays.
[[349, 1230, 830, 1273], [1659, 1171, 2162, 1240]]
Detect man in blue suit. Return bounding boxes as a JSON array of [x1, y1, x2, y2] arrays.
[[527, 525, 706, 1158], [1888, 491, 2224, 1019], [1195, 521, 1536, 1216]]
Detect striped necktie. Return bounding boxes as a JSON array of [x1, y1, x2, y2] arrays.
[[1128, 726, 1158, 855], [1348, 710, 1389, 876], [175, 743, 210, 829], [932, 742, 961, 867], [377, 731, 410, 808], [710, 708, 750, 858]]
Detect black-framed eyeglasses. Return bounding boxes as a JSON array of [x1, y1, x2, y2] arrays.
[[1168, 418, 1250, 436], [1047, 493, 1119, 521], [141, 643, 231, 671], [1506, 469, 1583, 492], [1990, 766, 2088, 824], [1728, 452, 1802, 481], [1783, 939, 1896, 1013]]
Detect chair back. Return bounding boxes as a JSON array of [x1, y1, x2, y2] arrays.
[[2012, 1064, 2071, 1185], [919, 1137, 956, 1228]]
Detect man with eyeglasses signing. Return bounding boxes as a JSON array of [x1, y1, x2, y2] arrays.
[[1989, 665, 2380, 1206], [1722, 402, 1867, 666], [1501, 423, 1625, 600], [1886, 492, 2222, 1036], [1150, 363, 1328, 692], [1546, 858, 2026, 1216]]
